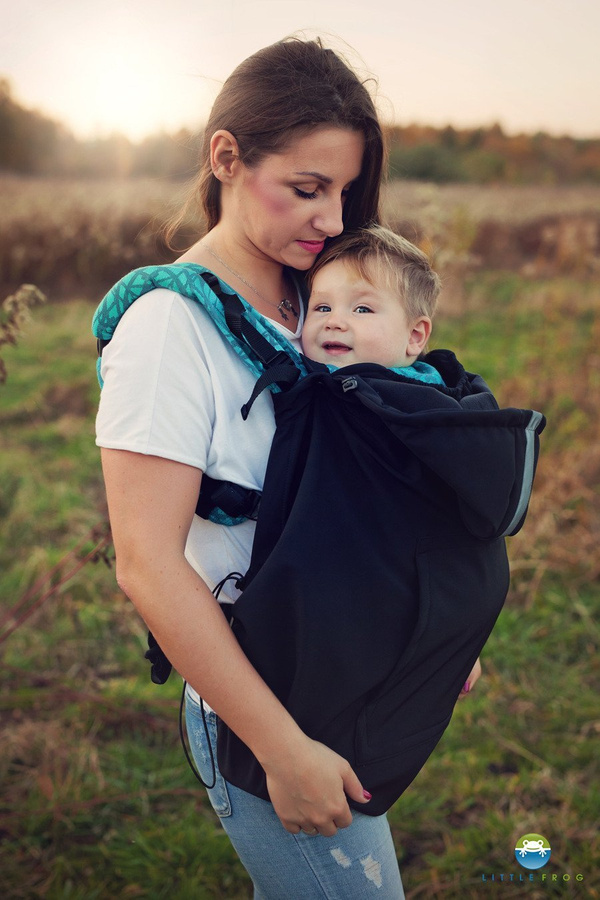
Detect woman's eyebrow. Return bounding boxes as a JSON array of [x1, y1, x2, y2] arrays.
[[293, 171, 333, 184]]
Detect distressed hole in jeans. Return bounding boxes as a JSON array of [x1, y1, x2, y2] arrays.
[[361, 854, 383, 888], [330, 848, 352, 869]]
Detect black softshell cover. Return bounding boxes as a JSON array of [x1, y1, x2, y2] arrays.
[[216, 351, 545, 815]]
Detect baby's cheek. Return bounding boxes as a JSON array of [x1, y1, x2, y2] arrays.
[[300, 326, 313, 355]]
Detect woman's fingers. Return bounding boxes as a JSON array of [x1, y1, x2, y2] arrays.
[[459, 657, 483, 699], [264, 739, 365, 836], [341, 759, 372, 808]]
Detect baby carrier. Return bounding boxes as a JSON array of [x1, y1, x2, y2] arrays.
[[94, 264, 545, 816]]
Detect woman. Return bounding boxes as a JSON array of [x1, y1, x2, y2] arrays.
[[97, 36, 466, 898]]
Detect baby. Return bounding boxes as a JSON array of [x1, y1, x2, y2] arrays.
[[302, 224, 442, 383], [301, 225, 483, 698]]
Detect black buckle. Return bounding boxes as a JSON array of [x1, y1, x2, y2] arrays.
[[259, 348, 297, 370], [145, 632, 172, 684]]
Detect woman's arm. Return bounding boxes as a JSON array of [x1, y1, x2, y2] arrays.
[[101, 448, 370, 835]]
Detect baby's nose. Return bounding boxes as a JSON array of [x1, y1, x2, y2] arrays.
[[325, 311, 348, 329]]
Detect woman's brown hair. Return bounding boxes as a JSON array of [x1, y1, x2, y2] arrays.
[[166, 36, 385, 245]]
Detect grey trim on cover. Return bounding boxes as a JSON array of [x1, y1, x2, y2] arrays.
[[500, 410, 544, 538]]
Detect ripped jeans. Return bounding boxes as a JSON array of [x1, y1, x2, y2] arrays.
[[185, 691, 406, 899]]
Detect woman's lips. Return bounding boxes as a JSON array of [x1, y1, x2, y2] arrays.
[[297, 240, 325, 254]]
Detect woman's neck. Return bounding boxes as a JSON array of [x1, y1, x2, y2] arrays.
[[178, 229, 299, 325]]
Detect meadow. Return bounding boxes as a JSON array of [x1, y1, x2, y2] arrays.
[[0, 176, 599, 899]]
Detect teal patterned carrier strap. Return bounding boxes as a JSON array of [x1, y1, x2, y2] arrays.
[[92, 263, 308, 388]]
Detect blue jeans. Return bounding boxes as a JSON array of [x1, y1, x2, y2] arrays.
[[185, 692, 405, 899]]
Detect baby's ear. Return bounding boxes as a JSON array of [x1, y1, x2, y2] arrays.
[[407, 316, 432, 356]]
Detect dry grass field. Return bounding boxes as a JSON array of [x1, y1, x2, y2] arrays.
[[2, 174, 600, 300]]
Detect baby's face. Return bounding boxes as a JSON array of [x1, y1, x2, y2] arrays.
[[302, 258, 422, 369]]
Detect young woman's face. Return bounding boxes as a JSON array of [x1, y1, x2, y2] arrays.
[[230, 127, 365, 270], [302, 258, 429, 369]]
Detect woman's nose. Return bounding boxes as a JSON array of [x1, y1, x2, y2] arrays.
[[313, 196, 344, 237]]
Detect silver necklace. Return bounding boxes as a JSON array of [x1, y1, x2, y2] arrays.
[[202, 244, 298, 322]]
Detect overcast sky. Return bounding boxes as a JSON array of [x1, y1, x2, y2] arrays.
[[2, 0, 599, 140]]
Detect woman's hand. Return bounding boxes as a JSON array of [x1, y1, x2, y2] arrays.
[[458, 657, 482, 699], [263, 734, 371, 836]]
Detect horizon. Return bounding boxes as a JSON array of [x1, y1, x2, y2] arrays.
[[3, 74, 598, 146], [2, 0, 600, 142]]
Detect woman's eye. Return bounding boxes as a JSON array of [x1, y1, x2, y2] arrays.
[[294, 187, 319, 200]]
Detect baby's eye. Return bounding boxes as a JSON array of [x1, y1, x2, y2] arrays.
[[312, 303, 331, 313], [294, 187, 319, 200], [355, 305, 373, 314]]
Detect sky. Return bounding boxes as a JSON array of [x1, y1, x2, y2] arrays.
[[2, 0, 599, 141]]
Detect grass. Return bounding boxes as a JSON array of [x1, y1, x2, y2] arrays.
[[390, 580, 599, 898], [383, 179, 600, 226], [1, 272, 599, 898], [2, 174, 600, 300]]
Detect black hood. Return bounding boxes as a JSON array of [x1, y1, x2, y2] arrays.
[[334, 349, 546, 541]]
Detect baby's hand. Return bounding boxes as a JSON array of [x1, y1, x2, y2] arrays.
[[458, 657, 482, 699]]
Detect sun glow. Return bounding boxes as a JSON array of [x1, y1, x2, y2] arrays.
[[63, 28, 201, 140], [2, 0, 600, 142], [7, 2, 216, 141]]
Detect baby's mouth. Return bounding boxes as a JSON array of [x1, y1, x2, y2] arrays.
[[323, 342, 351, 354]]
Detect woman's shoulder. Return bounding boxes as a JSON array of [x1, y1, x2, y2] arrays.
[[93, 263, 215, 344]]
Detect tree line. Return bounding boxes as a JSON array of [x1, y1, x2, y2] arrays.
[[2, 78, 599, 184], [0, 79, 196, 179], [387, 123, 600, 184]]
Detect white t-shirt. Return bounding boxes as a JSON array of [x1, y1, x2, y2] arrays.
[[95, 286, 303, 604]]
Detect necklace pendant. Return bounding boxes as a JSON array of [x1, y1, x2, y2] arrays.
[[279, 298, 298, 320], [202, 244, 298, 323]]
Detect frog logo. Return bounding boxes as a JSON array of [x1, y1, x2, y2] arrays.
[[515, 833, 551, 870]]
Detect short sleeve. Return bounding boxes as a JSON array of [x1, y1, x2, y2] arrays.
[[95, 289, 216, 470]]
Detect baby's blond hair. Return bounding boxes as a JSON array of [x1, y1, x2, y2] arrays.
[[308, 225, 441, 321]]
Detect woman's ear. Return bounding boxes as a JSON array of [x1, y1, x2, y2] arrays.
[[210, 130, 241, 182], [407, 316, 432, 358]]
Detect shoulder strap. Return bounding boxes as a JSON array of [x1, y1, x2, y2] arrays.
[[199, 272, 301, 418], [93, 263, 308, 390]]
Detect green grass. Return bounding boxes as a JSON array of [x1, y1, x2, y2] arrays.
[[432, 273, 598, 390], [389, 580, 599, 898], [1, 280, 598, 898]]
